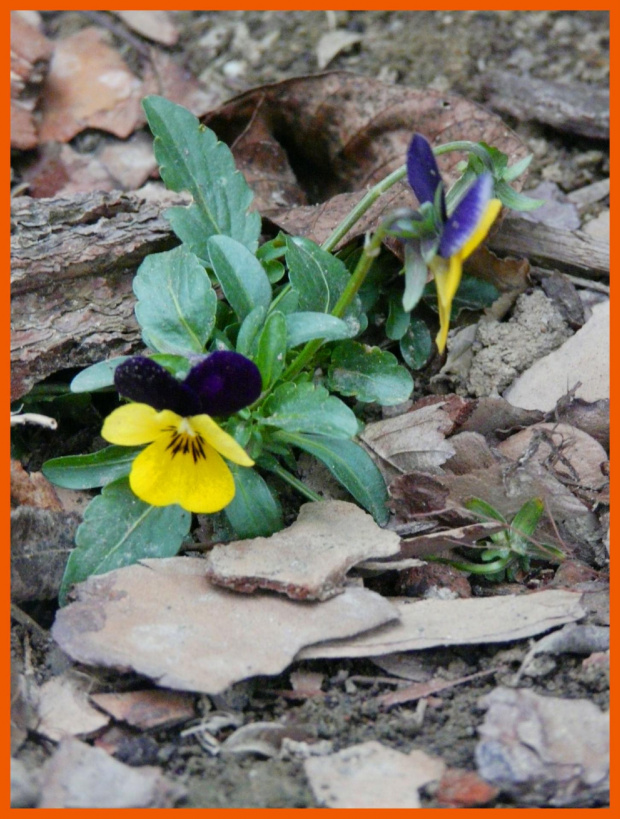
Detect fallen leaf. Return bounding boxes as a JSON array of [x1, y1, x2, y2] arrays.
[[11, 460, 62, 510], [204, 71, 529, 247], [555, 397, 609, 453], [378, 667, 497, 709], [496, 422, 608, 492], [89, 689, 195, 730], [37, 671, 110, 742], [476, 687, 609, 806], [23, 143, 117, 199], [205, 501, 400, 601], [504, 299, 609, 412], [316, 30, 363, 70], [39, 27, 144, 143], [463, 246, 530, 319], [52, 557, 399, 694], [457, 396, 544, 443], [10, 11, 53, 149], [436, 768, 499, 808], [444, 431, 497, 475], [98, 131, 158, 190], [360, 399, 462, 476], [304, 741, 445, 808], [114, 11, 179, 46], [298, 589, 584, 659], [220, 721, 314, 758], [38, 737, 185, 808]]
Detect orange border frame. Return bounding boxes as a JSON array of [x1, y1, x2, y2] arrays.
[[8, 3, 612, 817]]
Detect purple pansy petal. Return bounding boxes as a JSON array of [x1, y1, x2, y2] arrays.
[[438, 173, 494, 258], [114, 357, 201, 417], [407, 134, 446, 218], [183, 350, 262, 416]]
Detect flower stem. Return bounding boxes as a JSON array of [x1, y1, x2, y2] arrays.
[[267, 461, 323, 503]]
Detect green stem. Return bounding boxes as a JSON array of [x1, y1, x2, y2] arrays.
[[321, 140, 487, 254], [267, 462, 323, 503]]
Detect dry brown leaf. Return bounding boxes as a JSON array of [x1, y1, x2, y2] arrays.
[[476, 687, 609, 806], [204, 71, 529, 247], [378, 667, 496, 709], [38, 737, 185, 808], [304, 741, 445, 808], [457, 396, 543, 443], [10, 11, 53, 149], [23, 143, 117, 199], [10, 460, 62, 510], [316, 30, 363, 70], [444, 431, 497, 475], [205, 501, 400, 601], [464, 246, 530, 320], [398, 522, 505, 560], [89, 689, 195, 730], [496, 422, 608, 492], [36, 671, 110, 742], [51, 557, 398, 694], [114, 11, 179, 46], [298, 589, 584, 659], [141, 49, 223, 118], [39, 27, 144, 143]]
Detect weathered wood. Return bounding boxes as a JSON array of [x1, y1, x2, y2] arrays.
[[481, 70, 609, 140], [11, 188, 182, 400], [489, 217, 609, 279]]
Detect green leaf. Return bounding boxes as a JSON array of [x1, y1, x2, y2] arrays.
[[285, 236, 362, 320], [42, 446, 142, 489], [423, 274, 499, 318], [277, 431, 389, 525], [494, 180, 544, 212], [255, 311, 287, 388], [399, 318, 432, 370], [285, 312, 354, 348], [236, 305, 267, 357], [402, 244, 429, 313], [259, 382, 359, 438], [386, 292, 410, 340], [464, 497, 507, 524], [256, 235, 286, 262], [142, 96, 261, 258], [262, 260, 286, 283], [510, 497, 545, 554], [327, 340, 414, 405], [70, 355, 191, 393], [134, 245, 217, 354], [59, 477, 190, 604], [502, 153, 533, 182], [224, 466, 284, 538], [207, 235, 272, 321]]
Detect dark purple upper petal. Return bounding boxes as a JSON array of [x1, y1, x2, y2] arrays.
[[183, 351, 262, 416], [407, 134, 446, 219], [114, 357, 202, 416], [438, 173, 494, 258]]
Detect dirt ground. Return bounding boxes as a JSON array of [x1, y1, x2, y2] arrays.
[[11, 10, 609, 809]]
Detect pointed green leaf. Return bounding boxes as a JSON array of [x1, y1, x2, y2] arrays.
[[142, 96, 261, 257], [502, 153, 534, 182], [510, 497, 545, 550], [327, 340, 414, 405], [259, 382, 359, 438], [285, 312, 354, 348], [464, 497, 507, 524], [236, 305, 267, 357], [495, 180, 544, 211], [59, 477, 190, 604], [134, 245, 217, 354], [386, 292, 410, 340], [402, 243, 429, 313], [255, 311, 287, 388], [207, 235, 272, 321], [399, 318, 432, 370], [423, 274, 499, 319], [224, 466, 284, 538], [277, 431, 389, 525], [42, 446, 142, 489]]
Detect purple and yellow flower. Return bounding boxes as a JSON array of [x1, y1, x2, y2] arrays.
[[102, 352, 262, 513], [407, 134, 502, 353]]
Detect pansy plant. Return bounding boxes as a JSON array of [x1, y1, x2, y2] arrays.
[[38, 96, 537, 600]]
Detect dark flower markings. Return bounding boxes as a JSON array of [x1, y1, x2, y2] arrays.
[[164, 426, 208, 463]]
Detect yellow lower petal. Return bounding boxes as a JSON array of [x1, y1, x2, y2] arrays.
[[129, 432, 236, 513], [102, 404, 182, 446], [190, 414, 254, 466], [431, 255, 462, 354], [459, 198, 502, 260]]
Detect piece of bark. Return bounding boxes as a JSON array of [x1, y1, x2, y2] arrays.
[[489, 218, 609, 279], [481, 70, 609, 140], [10, 188, 184, 400]]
